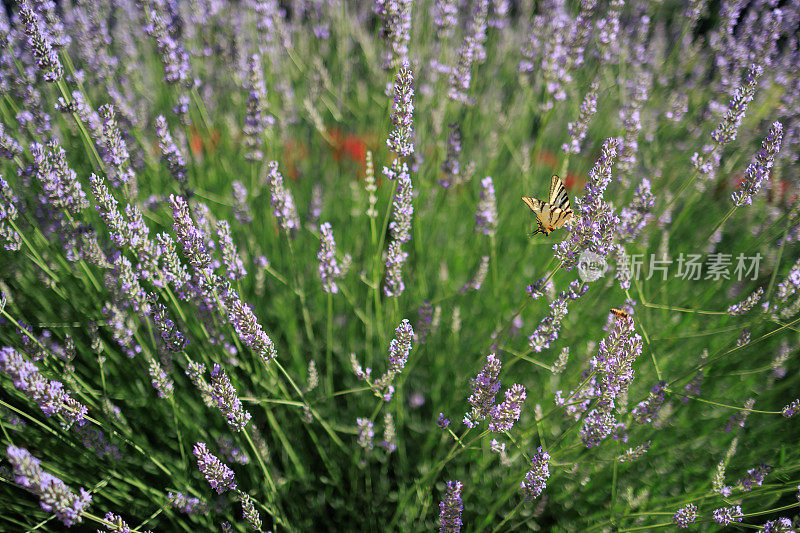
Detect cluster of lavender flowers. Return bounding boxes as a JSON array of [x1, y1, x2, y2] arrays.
[[579, 315, 643, 448], [7, 446, 92, 527], [528, 280, 588, 352], [553, 138, 620, 269], [351, 319, 414, 402], [0, 346, 87, 427]]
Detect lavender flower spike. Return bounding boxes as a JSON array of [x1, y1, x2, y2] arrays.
[[489, 383, 526, 432], [267, 161, 300, 235], [318, 222, 342, 294], [439, 480, 464, 532], [387, 65, 414, 158], [464, 353, 502, 428], [7, 446, 92, 526], [475, 176, 498, 236], [388, 168, 414, 243], [193, 442, 237, 493], [210, 364, 252, 432], [673, 503, 698, 528], [155, 115, 188, 184], [563, 83, 599, 154], [0, 346, 88, 427], [388, 319, 414, 374], [731, 122, 783, 206], [19, 1, 63, 82], [520, 447, 551, 501], [711, 64, 763, 146]]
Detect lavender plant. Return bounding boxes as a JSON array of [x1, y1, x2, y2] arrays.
[[0, 1, 799, 531]]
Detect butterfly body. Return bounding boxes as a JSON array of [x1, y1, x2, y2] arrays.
[[522, 174, 574, 236]]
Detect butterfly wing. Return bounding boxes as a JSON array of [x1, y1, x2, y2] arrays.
[[521, 196, 545, 214], [549, 207, 574, 229], [548, 174, 571, 211]]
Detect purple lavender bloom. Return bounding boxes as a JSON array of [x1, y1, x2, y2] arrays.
[[449, 37, 476, 105], [712, 64, 763, 146], [737, 328, 751, 347], [317, 222, 342, 294], [238, 492, 262, 531], [632, 381, 667, 424], [433, 0, 458, 37], [596, 0, 623, 63], [617, 178, 655, 243], [617, 75, 649, 175], [30, 141, 89, 216], [782, 399, 799, 418], [0, 346, 88, 427], [437, 413, 451, 429], [464, 353, 502, 428], [713, 505, 743, 526], [232, 181, 252, 224], [563, 83, 599, 154], [193, 442, 237, 493], [731, 121, 783, 206], [489, 383, 526, 432], [244, 54, 272, 162], [617, 441, 651, 462], [461, 256, 489, 293], [89, 174, 129, 248], [356, 417, 374, 450], [580, 314, 643, 447], [111, 253, 150, 314], [19, 1, 62, 82], [388, 164, 414, 243], [209, 363, 251, 431], [267, 161, 300, 235], [475, 176, 498, 236], [155, 115, 187, 185], [381, 412, 397, 453], [727, 287, 764, 315], [99, 105, 136, 194], [439, 123, 462, 188], [0, 122, 23, 159], [526, 277, 554, 300], [7, 446, 92, 526], [387, 319, 414, 374], [673, 503, 698, 528], [142, 0, 191, 86], [736, 463, 770, 492], [170, 194, 213, 271], [0, 175, 22, 252], [439, 480, 463, 532], [387, 66, 414, 158], [148, 358, 174, 399], [384, 239, 409, 297], [567, 0, 597, 68], [99, 512, 131, 533], [520, 447, 551, 501], [169, 491, 209, 515], [225, 295, 277, 362], [763, 518, 794, 532], [217, 220, 246, 282], [416, 300, 434, 344], [554, 138, 619, 269], [375, 0, 412, 69], [152, 303, 188, 352], [528, 281, 588, 352]]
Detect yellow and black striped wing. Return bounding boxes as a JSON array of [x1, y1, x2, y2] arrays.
[[521, 196, 545, 214], [546, 207, 574, 229], [548, 174, 571, 211]]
